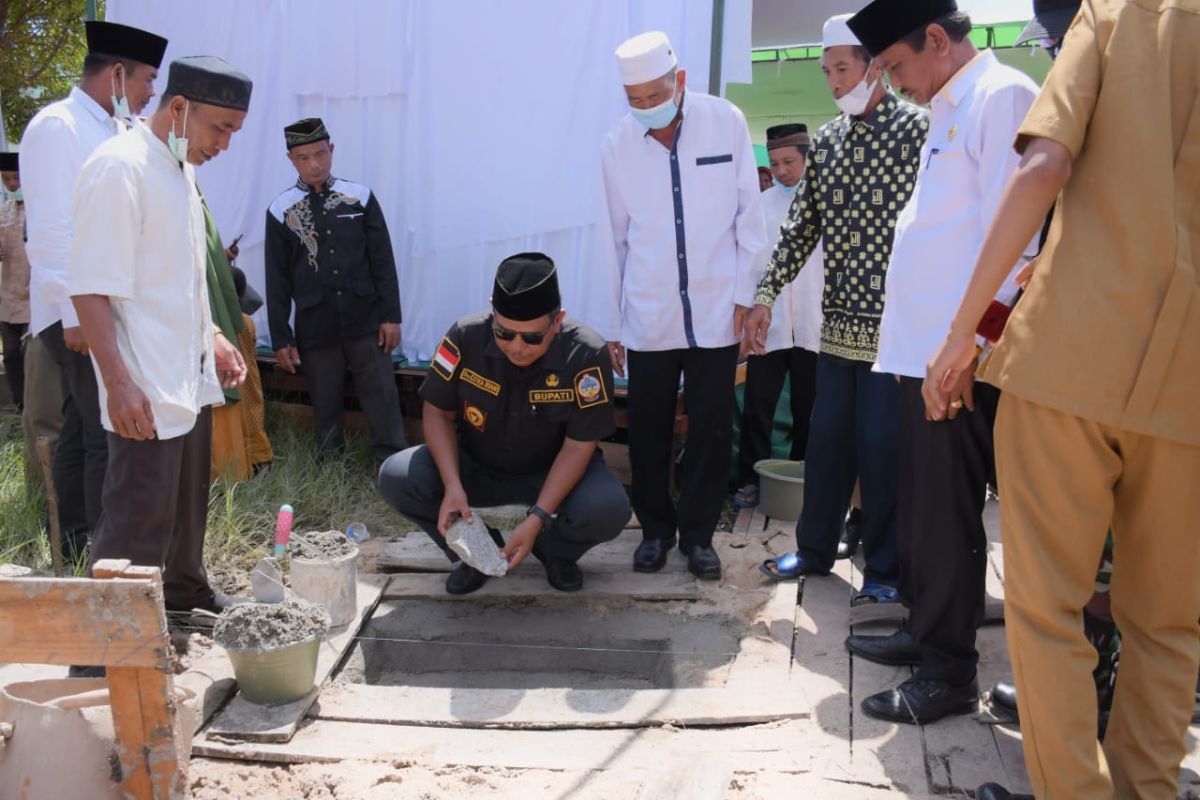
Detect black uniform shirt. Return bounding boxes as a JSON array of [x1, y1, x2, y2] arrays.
[[421, 312, 616, 476], [265, 175, 402, 350]]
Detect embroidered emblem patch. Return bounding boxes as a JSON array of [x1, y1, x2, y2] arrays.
[[461, 368, 500, 396], [432, 338, 460, 381], [948, 124, 958, 142], [545, 373, 560, 388], [574, 367, 607, 409], [530, 389, 575, 404], [463, 402, 487, 432]]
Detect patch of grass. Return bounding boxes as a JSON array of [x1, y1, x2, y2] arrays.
[[0, 410, 418, 590]]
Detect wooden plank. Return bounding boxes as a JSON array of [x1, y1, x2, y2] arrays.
[[378, 527, 654, 573], [313, 682, 807, 730], [382, 568, 698, 601], [174, 638, 239, 735], [636, 759, 732, 800], [108, 666, 182, 800], [0, 573, 171, 670], [202, 574, 389, 743], [194, 718, 815, 773]]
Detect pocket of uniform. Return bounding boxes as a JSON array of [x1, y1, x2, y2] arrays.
[[296, 291, 323, 310], [352, 278, 375, 296], [696, 154, 733, 166]]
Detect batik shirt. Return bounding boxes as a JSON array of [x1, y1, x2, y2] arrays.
[[755, 92, 927, 362]]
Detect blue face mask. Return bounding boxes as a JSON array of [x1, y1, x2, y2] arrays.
[[630, 87, 679, 130], [7, 188, 22, 202], [167, 101, 190, 164], [111, 71, 134, 125], [778, 179, 801, 194]]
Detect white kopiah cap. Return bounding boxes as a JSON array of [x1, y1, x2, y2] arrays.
[[822, 13, 863, 49], [615, 31, 678, 85]]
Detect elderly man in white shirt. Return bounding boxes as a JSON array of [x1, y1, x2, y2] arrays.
[[70, 56, 251, 632], [599, 31, 766, 580], [841, 0, 1039, 726], [20, 20, 167, 561], [735, 124, 823, 508]]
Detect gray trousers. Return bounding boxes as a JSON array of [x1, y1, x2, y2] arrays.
[[300, 333, 407, 462], [378, 444, 631, 563], [21, 332, 63, 493], [88, 407, 214, 609]]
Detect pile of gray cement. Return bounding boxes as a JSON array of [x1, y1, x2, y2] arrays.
[[213, 599, 330, 651], [288, 530, 357, 560]]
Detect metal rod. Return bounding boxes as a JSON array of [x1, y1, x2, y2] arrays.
[[708, 0, 727, 96]]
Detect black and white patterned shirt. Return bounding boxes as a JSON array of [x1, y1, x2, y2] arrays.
[[755, 92, 927, 362]]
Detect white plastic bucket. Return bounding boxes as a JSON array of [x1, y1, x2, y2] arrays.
[[290, 547, 359, 627]]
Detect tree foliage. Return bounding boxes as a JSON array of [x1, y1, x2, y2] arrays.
[[0, 0, 104, 145]]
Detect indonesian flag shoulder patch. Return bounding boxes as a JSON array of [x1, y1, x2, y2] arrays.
[[432, 337, 461, 381]]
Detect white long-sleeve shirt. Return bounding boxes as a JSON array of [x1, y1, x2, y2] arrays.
[[69, 123, 223, 440], [758, 183, 823, 354], [875, 51, 1039, 379], [599, 91, 766, 351], [20, 86, 122, 335]]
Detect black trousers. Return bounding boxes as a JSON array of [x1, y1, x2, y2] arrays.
[[299, 333, 408, 462], [898, 376, 999, 686], [88, 407, 214, 609], [378, 444, 631, 563], [0, 321, 26, 411], [737, 346, 818, 485], [41, 321, 107, 554], [627, 345, 738, 548]]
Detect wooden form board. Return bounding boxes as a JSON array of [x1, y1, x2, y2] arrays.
[[311, 682, 807, 730], [0, 560, 184, 800], [382, 568, 698, 601], [201, 574, 389, 744], [378, 527, 651, 574]]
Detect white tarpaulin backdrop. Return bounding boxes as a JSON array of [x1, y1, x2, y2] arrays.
[[107, 0, 753, 361]]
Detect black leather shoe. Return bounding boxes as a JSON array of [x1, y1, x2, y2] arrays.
[[684, 544, 722, 580], [633, 536, 675, 573], [861, 676, 979, 725], [845, 628, 923, 666], [545, 559, 584, 592], [445, 562, 488, 595], [836, 508, 862, 560], [976, 783, 1033, 800], [989, 680, 1018, 718]]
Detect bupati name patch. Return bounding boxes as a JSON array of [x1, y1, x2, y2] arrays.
[[460, 368, 500, 396], [530, 389, 575, 403]]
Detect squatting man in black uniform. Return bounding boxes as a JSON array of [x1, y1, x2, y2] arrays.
[[378, 253, 632, 595]]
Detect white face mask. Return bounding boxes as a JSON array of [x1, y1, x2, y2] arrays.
[[834, 66, 880, 116], [110, 70, 134, 125], [168, 101, 190, 164]]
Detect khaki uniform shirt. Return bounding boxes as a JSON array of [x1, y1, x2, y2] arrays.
[[0, 199, 30, 324], [980, 0, 1200, 447]]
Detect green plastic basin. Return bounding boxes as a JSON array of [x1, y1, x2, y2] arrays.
[[224, 634, 321, 706], [753, 459, 806, 521]]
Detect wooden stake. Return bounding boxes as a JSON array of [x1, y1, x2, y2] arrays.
[[34, 435, 63, 577]]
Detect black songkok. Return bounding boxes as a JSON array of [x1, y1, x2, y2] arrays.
[[848, 0, 960, 57], [766, 123, 811, 151], [284, 118, 330, 150], [85, 20, 168, 68], [492, 253, 561, 321], [165, 56, 253, 112]]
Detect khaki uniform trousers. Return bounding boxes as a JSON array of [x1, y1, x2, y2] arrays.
[[995, 393, 1200, 800]]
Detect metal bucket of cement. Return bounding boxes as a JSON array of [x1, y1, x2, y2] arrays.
[[753, 459, 805, 521], [290, 547, 359, 627], [0, 677, 198, 799], [225, 634, 321, 705]]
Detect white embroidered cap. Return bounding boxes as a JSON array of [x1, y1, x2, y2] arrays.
[[615, 31, 678, 85], [822, 13, 863, 49]]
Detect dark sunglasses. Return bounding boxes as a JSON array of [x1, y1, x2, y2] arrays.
[[492, 320, 553, 345]]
